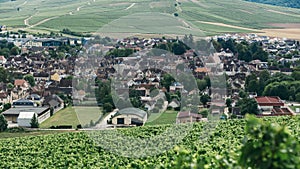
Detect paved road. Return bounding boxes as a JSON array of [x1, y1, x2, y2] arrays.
[[94, 109, 119, 129]]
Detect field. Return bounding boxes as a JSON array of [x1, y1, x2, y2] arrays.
[[1, 0, 300, 37], [40, 106, 103, 128], [0, 116, 299, 168], [146, 110, 178, 126]]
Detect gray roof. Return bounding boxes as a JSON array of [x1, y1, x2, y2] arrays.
[[116, 108, 147, 119], [48, 100, 59, 107], [2, 107, 49, 116]]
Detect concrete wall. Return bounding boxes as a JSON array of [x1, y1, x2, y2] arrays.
[[38, 109, 51, 123], [112, 114, 144, 125]]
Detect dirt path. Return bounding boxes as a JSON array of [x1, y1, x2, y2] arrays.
[[125, 3, 136, 10], [267, 9, 300, 18], [27, 16, 59, 29], [95, 109, 118, 129], [196, 21, 259, 32], [24, 15, 33, 26], [18, 0, 27, 7]]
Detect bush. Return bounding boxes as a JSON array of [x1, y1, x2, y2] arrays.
[[50, 107, 54, 116], [6, 127, 26, 133], [0, 114, 8, 132], [103, 103, 113, 113], [239, 115, 300, 169], [76, 124, 82, 129]]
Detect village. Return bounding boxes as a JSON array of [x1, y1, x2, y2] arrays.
[[0, 30, 300, 129]]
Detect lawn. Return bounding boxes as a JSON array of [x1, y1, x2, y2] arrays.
[[40, 106, 80, 128], [146, 110, 178, 126], [40, 106, 103, 129]]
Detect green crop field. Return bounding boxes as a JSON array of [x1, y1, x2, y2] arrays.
[[40, 106, 102, 129], [1, 0, 300, 36], [0, 116, 299, 168]]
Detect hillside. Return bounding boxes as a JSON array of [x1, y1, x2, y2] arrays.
[[246, 0, 300, 9], [1, 0, 300, 37]]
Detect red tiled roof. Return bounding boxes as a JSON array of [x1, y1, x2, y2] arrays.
[[272, 108, 293, 115], [14, 79, 26, 86], [255, 96, 284, 107], [194, 67, 208, 73]]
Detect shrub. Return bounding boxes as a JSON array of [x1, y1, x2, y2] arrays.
[[239, 115, 300, 169], [30, 114, 39, 128], [0, 114, 8, 132]]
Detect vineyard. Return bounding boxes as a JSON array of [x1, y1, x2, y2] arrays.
[[0, 116, 299, 168]]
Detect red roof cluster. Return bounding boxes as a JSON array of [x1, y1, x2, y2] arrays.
[[255, 96, 284, 107]]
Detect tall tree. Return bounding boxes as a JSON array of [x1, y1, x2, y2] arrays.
[[0, 114, 8, 132]]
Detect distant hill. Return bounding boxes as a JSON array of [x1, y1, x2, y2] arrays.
[[246, 0, 300, 9], [1, 0, 300, 36]]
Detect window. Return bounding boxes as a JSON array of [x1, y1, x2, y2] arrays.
[[117, 118, 125, 124]]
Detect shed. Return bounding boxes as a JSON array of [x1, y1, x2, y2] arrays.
[[17, 112, 36, 127]]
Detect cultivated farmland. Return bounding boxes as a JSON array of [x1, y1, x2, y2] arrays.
[[0, 116, 299, 168], [1, 0, 300, 37]]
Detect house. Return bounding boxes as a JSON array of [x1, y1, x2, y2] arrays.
[[43, 94, 64, 109], [169, 82, 184, 93], [50, 73, 61, 82], [14, 79, 29, 89], [0, 92, 10, 104], [33, 72, 49, 81], [111, 108, 147, 127], [176, 111, 202, 124], [0, 56, 7, 64], [194, 67, 209, 78], [13, 99, 36, 107], [168, 99, 180, 109], [255, 96, 284, 112], [1, 107, 50, 123]]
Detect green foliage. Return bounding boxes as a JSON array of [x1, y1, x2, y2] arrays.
[[2, 103, 11, 112], [161, 74, 175, 92], [196, 79, 208, 91], [10, 46, 19, 55], [103, 103, 113, 113], [237, 98, 259, 115], [24, 74, 35, 87], [106, 48, 134, 58], [30, 114, 39, 128], [245, 70, 270, 95], [200, 94, 210, 106], [239, 115, 300, 169], [0, 116, 300, 168], [199, 109, 209, 118], [0, 114, 8, 132], [0, 40, 15, 58], [225, 98, 232, 107], [246, 0, 300, 9], [50, 107, 54, 116]]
